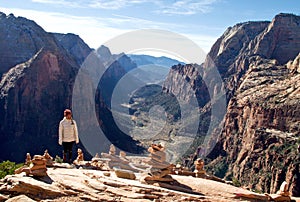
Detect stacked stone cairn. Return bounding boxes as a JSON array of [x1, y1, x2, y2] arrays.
[[194, 158, 205, 178], [43, 149, 54, 167], [173, 163, 195, 176], [15, 154, 47, 177], [143, 143, 174, 182], [73, 148, 84, 165], [109, 144, 116, 155], [29, 155, 48, 177], [25, 153, 31, 166], [101, 144, 139, 172], [91, 153, 110, 170]]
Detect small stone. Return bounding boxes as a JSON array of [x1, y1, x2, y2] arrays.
[[103, 172, 111, 177], [114, 169, 136, 180]]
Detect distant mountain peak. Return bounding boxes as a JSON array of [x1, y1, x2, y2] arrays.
[[128, 54, 184, 68], [97, 45, 112, 59]]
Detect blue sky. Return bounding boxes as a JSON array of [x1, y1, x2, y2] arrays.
[[0, 0, 299, 53]]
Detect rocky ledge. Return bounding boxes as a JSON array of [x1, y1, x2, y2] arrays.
[[1, 166, 296, 202]]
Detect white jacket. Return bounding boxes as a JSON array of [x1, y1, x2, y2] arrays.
[[59, 117, 79, 145]]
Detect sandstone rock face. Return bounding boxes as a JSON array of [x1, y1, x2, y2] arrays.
[[218, 56, 300, 195], [163, 64, 209, 107], [53, 33, 92, 65], [0, 12, 88, 162], [205, 14, 300, 196], [251, 13, 300, 65], [0, 12, 56, 77], [0, 166, 253, 202], [206, 21, 269, 76], [287, 53, 300, 73], [163, 13, 300, 196]]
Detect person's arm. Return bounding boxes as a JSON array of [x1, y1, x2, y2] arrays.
[[59, 121, 63, 145], [73, 120, 79, 144]]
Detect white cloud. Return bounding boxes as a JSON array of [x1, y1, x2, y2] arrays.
[[0, 7, 128, 48], [109, 14, 183, 30], [88, 0, 150, 9], [31, 0, 83, 8], [31, 0, 152, 9], [0, 7, 217, 53], [30, 0, 218, 15], [158, 0, 218, 15]]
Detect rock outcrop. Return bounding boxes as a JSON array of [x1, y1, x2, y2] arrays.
[[2, 165, 300, 201], [53, 33, 92, 65], [0, 12, 57, 77], [217, 55, 300, 195], [163, 13, 300, 196], [0, 166, 246, 202], [0, 12, 89, 162], [205, 14, 300, 196]]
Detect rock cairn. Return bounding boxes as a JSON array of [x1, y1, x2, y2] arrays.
[[25, 153, 31, 166], [101, 144, 139, 172], [109, 144, 116, 155], [15, 154, 47, 177], [119, 151, 126, 158], [76, 148, 84, 162], [43, 150, 54, 167], [29, 155, 48, 177], [173, 163, 195, 177], [143, 143, 174, 182], [91, 153, 110, 170], [194, 158, 205, 178]]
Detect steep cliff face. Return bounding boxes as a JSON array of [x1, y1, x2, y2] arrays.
[[0, 12, 59, 77], [207, 21, 269, 76], [164, 13, 300, 196], [163, 64, 209, 107], [251, 13, 300, 64], [0, 49, 80, 162], [207, 13, 300, 196], [53, 33, 92, 65], [0, 13, 89, 162], [217, 55, 300, 194]]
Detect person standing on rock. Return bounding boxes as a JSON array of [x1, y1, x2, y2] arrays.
[[59, 109, 79, 163]]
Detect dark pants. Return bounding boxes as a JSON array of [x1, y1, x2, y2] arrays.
[[62, 141, 75, 163]]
